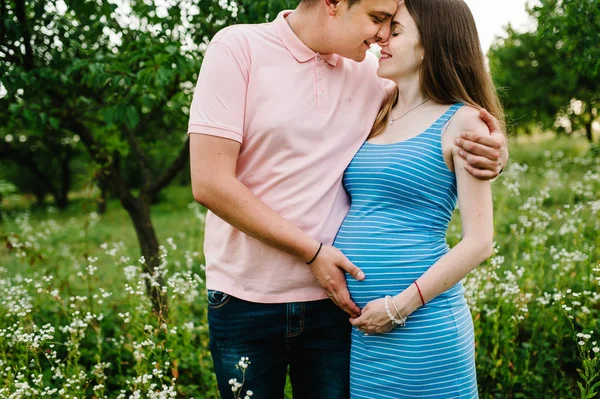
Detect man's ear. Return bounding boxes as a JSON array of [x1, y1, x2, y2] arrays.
[[325, 0, 341, 16]]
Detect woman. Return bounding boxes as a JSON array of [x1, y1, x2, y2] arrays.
[[333, 0, 502, 397]]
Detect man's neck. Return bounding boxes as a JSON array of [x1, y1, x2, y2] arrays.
[[285, 7, 333, 55]]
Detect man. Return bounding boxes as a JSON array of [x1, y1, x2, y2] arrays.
[[188, 0, 508, 397]]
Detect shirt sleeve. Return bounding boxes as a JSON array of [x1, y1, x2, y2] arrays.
[[187, 40, 249, 143]]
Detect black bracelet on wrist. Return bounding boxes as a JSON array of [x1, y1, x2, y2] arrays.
[[306, 242, 323, 265]]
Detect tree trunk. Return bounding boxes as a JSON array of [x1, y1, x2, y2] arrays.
[[70, 121, 189, 320], [54, 188, 69, 209], [585, 120, 593, 142], [71, 119, 170, 315], [96, 160, 115, 215], [97, 176, 108, 215], [122, 195, 168, 319], [56, 147, 72, 209], [1, 147, 61, 208], [33, 187, 46, 208]]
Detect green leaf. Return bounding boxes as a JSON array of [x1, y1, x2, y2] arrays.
[[103, 107, 115, 126], [578, 381, 586, 398], [23, 108, 35, 123], [125, 106, 140, 130], [49, 117, 60, 130], [156, 67, 173, 86]]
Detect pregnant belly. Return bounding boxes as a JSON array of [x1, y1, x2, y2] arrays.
[[337, 237, 465, 308]]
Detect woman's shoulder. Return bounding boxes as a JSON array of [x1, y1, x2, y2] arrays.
[[445, 104, 488, 141]]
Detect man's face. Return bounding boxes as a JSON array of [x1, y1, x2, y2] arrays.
[[328, 0, 398, 62]]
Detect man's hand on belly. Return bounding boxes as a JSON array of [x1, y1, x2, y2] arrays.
[[307, 245, 364, 318]]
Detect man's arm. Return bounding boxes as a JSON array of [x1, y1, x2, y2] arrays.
[[190, 134, 363, 317], [188, 33, 363, 316], [455, 108, 509, 179]]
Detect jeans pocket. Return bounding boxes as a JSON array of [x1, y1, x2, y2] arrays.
[[207, 290, 232, 309]]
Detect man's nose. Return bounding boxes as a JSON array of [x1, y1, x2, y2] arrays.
[[376, 24, 391, 44]]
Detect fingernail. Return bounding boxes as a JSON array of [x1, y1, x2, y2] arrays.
[[454, 138, 461, 145], [459, 150, 466, 158], [357, 271, 365, 280]]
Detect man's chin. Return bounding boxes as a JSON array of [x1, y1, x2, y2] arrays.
[[336, 49, 368, 63], [350, 51, 367, 63]]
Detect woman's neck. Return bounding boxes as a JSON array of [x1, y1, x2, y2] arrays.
[[393, 77, 429, 113]]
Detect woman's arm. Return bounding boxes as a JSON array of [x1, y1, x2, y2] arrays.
[[393, 106, 494, 316], [455, 108, 508, 179], [350, 107, 494, 334]]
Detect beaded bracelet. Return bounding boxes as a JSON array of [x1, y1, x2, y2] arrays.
[[384, 295, 406, 326], [390, 295, 403, 319]]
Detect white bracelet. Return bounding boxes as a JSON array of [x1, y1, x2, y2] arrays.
[[384, 295, 406, 326], [390, 295, 403, 319]]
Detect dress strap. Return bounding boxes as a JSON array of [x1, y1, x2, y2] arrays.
[[439, 103, 464, 136]]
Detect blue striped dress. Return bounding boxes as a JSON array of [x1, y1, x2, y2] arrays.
[[333, 104, 478, 398]]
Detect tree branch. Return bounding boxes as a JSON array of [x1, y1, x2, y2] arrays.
[[131, 76, 181, 191], [147, 137, 189, 197], [65, 118, 138, 212], [1, 40, 23, 68], [0, 40, 19, 53], [14, 0, 33, 70], [0, 48, 21, 65], [134, 75, 181, 136], [0, 142, 60, 201], [85, 76, 183, 191], [1, 0, 7, 44], [123, 127, 153, 185]]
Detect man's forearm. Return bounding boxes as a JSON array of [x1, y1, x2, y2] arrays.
[[193, 177, 319, 262]]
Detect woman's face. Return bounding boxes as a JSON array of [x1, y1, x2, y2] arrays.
[[377, 2, 424, 81]]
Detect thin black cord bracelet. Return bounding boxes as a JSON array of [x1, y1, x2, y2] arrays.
[[306, 242, 323, 265]]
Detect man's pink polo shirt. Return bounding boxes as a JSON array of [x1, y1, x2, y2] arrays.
[[188, 10, 389, 303]]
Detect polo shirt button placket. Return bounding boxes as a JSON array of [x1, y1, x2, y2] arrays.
[[315, 54, 328, 111]]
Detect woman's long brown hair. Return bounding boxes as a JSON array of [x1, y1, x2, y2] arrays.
[[369, 0, 505, 139]]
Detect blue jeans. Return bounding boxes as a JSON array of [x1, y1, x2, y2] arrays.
[[207, 290, 351, 398]]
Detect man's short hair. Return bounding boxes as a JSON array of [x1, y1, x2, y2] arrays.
[[300, 0, 362, 8]]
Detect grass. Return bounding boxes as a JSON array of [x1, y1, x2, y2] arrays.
[[0, 133, 599, 398]]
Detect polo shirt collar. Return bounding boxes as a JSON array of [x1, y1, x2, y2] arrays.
[[273, 10, 340, 67]]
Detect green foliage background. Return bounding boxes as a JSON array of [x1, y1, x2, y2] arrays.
[[0, 0, 599, 397], [0, 136, 599, 398], [488, 0, 599, 140]]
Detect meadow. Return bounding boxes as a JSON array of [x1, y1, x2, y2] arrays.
[[0, 134, 598, 398]]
